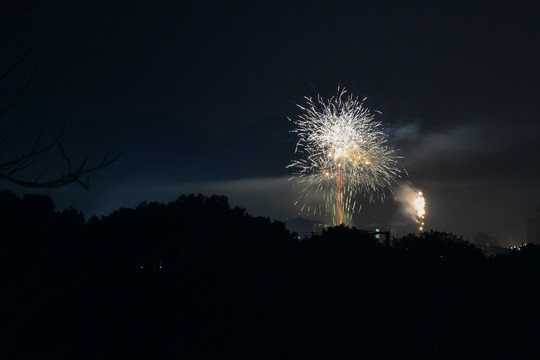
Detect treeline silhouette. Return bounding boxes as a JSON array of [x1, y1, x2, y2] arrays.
[[1, 190, 539, 359]]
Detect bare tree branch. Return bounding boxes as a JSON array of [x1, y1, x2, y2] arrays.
[[0, 42, 45, 121], [0, 1, 42, 21], [0, 4, 118, 189], [0, 128, 121, 189], [0, 49, 30, 82], [0, 129, 63, 172]]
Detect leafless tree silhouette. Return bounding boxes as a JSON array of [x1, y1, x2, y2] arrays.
[[1, 2, 118, 355], [0, 2, 119, 189]]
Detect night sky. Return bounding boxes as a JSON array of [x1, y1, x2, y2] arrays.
[[2, 1, 538, 245]]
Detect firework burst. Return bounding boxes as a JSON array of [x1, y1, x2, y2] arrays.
[[287, 87, 404, 224]]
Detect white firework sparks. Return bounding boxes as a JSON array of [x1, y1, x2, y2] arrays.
[[287, 87, 404, 224]]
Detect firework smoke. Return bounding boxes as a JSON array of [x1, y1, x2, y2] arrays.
[[287, 87, 404, 225], [396, 182, 426, 232]]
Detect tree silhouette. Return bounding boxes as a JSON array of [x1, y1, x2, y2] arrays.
[[391, 230, 484, 265], [0, 3, 118, 189], [2, 191, 540, 358]]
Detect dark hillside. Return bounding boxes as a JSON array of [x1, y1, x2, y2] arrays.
[[1, 190, 538, 359]]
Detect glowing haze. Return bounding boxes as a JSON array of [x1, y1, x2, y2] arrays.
[[396, 183, 427, 232], [287, 87, 404, 225]]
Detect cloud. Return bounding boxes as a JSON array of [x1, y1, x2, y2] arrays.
[[414, 125, 493, 179], [392, 121, 422, 143], [417, 125, 484, 153], [393, 121, 539, 182], [395, 122, 486, 159]]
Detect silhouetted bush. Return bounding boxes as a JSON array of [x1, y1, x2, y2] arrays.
[[392, 230, 485, 266], [2, 189, 540, 359]]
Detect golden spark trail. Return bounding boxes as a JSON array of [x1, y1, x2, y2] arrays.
[[415, 191, 426, 231], [337, 163, 343, 224]]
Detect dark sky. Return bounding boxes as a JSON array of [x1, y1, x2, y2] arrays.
[[1, 0, 538, 244]]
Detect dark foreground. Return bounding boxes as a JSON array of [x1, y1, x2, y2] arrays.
[[1, 191, 539, 359]]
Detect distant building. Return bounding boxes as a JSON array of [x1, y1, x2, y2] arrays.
[[285, 216, 329, 239], [362, 222, 392, 244], [527, 202, 540, 245]]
